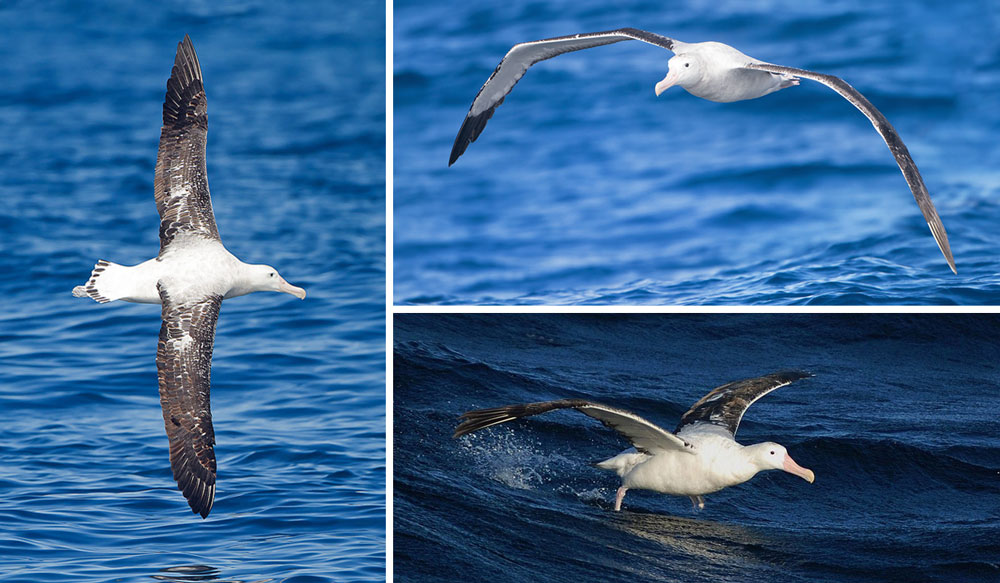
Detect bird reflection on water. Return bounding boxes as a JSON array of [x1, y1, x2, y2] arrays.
[[151, 564, 272, 583], [607, 510, 779, 576]]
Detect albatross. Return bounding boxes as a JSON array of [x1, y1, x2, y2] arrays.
[[454, 371, 814, 512], [72, 35, 306, 518], [449, 28, 956, 273]]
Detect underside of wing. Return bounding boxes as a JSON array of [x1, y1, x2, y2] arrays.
[[675, 371, 812, 437], [449, 28, 676, 165], [744, 62, 955, 273], [455, 398, 692, 454], [155, 35, 219, 253], [156, 285, 222, 518]]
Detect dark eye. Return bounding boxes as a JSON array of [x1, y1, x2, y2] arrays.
[[270, 273, 275, 277], [685, 63, 690, 67], [770, 450, 775, 455]]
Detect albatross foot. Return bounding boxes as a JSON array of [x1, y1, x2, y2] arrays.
[[690, 495, 705, 511], [614, 486, 628, 512]]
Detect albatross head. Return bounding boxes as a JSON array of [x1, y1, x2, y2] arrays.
[[655, 54, 703, 96], [752, 442, 815, 483], [245, 264, 306, 299]]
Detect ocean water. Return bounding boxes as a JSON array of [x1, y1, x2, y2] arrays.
[[0, 2, 385, 581], [393, 0, 1000, 304], [393, 314, 1000, 582]]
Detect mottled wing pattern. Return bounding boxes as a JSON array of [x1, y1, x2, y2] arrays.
[[155, 35, 219, 254], [744, 62, 955, 274], [455, 398, 693, 454], [449, 28, 675, 165], [675, 371, 812, 437], [156, 283, 222, 518]]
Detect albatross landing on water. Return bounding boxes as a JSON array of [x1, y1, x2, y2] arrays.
[[449, 28, 956, 274], [72, 36, 306, 518], [454, 371, 815, 513]]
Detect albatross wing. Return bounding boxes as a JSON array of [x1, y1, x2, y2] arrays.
[[675, 371, 811, 437], [154, 35, 220, 254], [455, 398, 693, 454], [156, 283, 221, 518], [449, 28, 676, 165], [744, 62, 956, 273]]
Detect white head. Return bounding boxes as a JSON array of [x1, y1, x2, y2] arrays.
[[243, 264, 306, 299], [655, 54, 703, 96], [750, 442, 815, 483]]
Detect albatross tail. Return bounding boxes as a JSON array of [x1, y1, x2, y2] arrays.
[[594, 448, 648, 478], [72, 260, 128, 303]]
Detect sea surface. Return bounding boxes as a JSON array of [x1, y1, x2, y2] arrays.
[[394, 314, 1000, 582], [0, 2, 385, 582], [394, 0, 1000, 304]]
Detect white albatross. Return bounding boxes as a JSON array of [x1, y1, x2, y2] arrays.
[[449, 28, 956, 273], [454, 371, 814, 512], [72, 35, 305, 518]]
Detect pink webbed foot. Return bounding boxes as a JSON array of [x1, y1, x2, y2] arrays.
[[614, 486, 628, 512]]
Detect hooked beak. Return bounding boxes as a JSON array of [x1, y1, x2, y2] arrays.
[[783, 454, 815, 483], [278, 278, 306, 299], [654, 70, 680, 96]]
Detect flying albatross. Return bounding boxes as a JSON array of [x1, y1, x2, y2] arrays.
[[72, 35, 306, 518], [454, 371, 814, 512], [449, 28, 956, 273]]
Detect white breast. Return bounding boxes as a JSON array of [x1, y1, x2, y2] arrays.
[[622, 434, 758, 496]]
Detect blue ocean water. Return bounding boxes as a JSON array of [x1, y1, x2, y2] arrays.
[[0, 2, 384, 581], [393, 0, 1000, 304], [394, 314, 1000, 582]]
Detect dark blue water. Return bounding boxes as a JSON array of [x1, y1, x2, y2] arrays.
[[0, 2, 384, 581], [394, 314, 1000, 582], [394, 0, 1000, 304]]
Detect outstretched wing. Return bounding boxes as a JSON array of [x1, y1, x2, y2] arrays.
[[156, 283, 222, 518], [450, 28, 676, 165], [154, 35, 220, 254], [675, 371, 812, 438], [455, 398, 693, 454], [744, 62, 955, 274]]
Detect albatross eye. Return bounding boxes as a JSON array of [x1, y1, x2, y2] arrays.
[[685, 63, 690, 68], [270, 272, 275, 277], [770, 450, 775, 455]]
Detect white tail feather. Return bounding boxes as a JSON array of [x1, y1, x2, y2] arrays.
[[72, 260, 123, 303], [595, 448, 649, 478]]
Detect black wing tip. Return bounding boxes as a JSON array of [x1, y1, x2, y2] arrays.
[[449, 107, 495, 166], [177, 476, 216, 518], [168, 438, 217, 518], [186, 488, 215, 519], [939, 243, 957, 274], [453, 406, 503, 438], [163, 34, 206, 129], [453, 399, 592, 438], [173, 34, 202, 79], [772, 370, 813, 382]]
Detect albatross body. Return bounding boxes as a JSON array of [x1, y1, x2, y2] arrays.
[[454, 371, 815, 512], [72, 36, 305, 518], [449, 28, 956, 273]]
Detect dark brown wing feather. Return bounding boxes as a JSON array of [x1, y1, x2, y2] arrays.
[[454, 398, 692, 453], [156, 284, 222, 518], [745, 63, 956, 274], [155, 35, 219, 253], [675, 371, 811, 437]]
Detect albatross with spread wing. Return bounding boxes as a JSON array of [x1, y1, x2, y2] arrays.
[[449, 28, 955, 273], [73, 36, 305, 518], [455, 371, 814, 512]]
